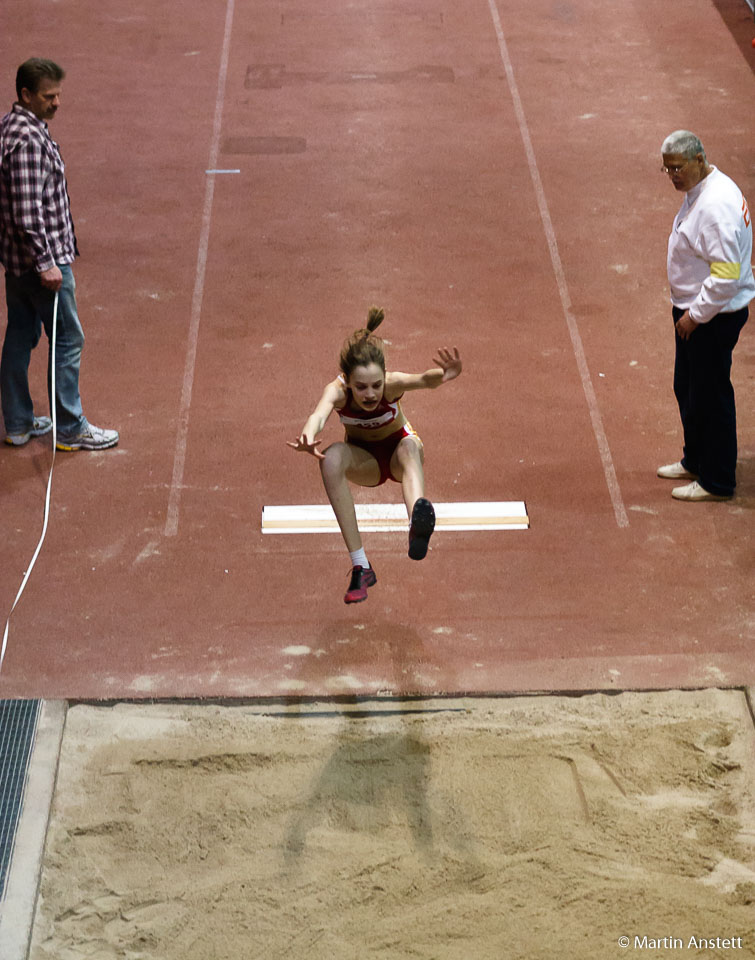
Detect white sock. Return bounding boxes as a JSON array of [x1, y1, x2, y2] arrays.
[[349, 547, 369, 570]]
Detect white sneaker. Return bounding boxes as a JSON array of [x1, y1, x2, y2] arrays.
[[56, 424, 119, 451], [671, 481, 731, 502], [5, 416, 53, 446], [657, 461, 697, 480]]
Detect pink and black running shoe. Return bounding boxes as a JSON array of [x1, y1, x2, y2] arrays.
[[344, 565, 377, 604]]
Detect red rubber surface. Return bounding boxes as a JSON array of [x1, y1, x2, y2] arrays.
[[1, 0, 753, 698]]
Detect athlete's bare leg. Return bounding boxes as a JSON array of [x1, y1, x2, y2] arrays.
[[320, 442, 380, 552], [391, 436, 425, 516], [392, 436, 434, 559]]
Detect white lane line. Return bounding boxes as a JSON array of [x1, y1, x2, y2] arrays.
[[206, 169, 241, 174], [486, 0, 629, 529], [165, 0, 236, 537]]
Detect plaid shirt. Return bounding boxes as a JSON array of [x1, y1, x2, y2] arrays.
[[0, 103, 78, 276]]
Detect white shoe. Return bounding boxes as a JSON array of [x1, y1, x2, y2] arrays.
[[56, 424, 119, 451], [657, 461, 697, 480], [671, 481, 731, 502], [4, 416, 53, 446]]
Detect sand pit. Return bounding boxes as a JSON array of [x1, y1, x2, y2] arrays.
[[29, 690, 755, 959]]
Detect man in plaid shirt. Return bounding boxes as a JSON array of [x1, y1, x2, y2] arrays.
[[1, 58, 118, 449]]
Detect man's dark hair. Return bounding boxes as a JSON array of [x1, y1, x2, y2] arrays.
[[16, 59, 65, 99]]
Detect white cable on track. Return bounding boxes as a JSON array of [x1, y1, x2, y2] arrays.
[[1, 291, 59, 675]]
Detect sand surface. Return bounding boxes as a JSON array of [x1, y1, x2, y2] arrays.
[[30, 690, 755, 959]]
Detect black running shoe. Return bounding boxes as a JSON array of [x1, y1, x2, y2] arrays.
[[408, 498, 435, 560]]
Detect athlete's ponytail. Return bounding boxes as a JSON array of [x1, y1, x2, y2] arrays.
[[339, 306, 386, 378], [366, 306, 384, 333]]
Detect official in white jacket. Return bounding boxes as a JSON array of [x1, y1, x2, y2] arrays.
[[657, 130, 754, 501]]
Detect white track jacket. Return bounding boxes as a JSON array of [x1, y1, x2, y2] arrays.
[[667, 167, 755, 323]]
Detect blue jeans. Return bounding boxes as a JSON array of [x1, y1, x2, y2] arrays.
[[673, 305, 748, 497], [1, 264, 88, 438]]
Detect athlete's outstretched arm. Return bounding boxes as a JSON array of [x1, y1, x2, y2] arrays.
[[387, 347, 462, 396], [287, 379, 344, 460]]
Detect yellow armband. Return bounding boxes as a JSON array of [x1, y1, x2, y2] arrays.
[[710, 262, 741, 280]]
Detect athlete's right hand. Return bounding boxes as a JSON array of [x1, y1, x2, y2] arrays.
[[286, 435, 326, 460]]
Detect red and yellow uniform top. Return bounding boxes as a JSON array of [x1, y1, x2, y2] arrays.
[[335, 376, 408, 443]]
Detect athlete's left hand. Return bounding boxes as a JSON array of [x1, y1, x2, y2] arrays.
[[434, 347, 462, 382]]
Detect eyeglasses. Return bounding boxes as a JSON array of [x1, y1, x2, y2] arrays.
[[661, 161, 689, 176]]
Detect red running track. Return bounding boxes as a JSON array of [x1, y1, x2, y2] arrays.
[[0, 0, 753, 699]]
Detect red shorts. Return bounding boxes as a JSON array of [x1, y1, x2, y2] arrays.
[[347, 425, 420, 486]]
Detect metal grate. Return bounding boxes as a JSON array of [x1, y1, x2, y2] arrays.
[[0, 699, 41, 901]]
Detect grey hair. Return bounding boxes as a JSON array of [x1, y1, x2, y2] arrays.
[[661, 130, 706, 161]]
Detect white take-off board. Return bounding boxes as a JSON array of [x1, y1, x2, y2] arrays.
[[262, 501, 529, 534]]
